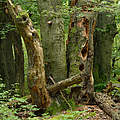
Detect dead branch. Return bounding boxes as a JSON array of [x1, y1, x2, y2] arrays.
[[93, 92, 120, 120], [47, 73, 89, 94]]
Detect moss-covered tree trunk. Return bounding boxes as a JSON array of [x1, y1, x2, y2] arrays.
[[37, 0, 67, 82], [7, 0, 51, 108], [0, 1, 24, 93], [67, 0, 97, 101], [93, 12, 116, 87]]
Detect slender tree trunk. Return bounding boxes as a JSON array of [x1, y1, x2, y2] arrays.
[[67, 0, 97, 101], [93, 12, 116, 87], [37, 0, 67, 83], [7, 0, 51, 108]]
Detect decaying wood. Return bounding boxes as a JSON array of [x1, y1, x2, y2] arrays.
[[47, 73, 90, 94], [49, 76, 72, 110], [93, 92, 120, 120], [67, 0, 97, 103], [7, 0, 51, 108]]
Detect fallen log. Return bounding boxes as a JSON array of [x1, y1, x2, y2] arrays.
[[93, 92, 120, 120], [7, 73, 89, 107], [47, 73, 90, 94]]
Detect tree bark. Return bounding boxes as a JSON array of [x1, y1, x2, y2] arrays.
[[93, 12, 116, 86], [37, 0, 67, 82], [47, 72, 89, 94], [7, 0, 51, 108], [93, 92, 120, 120], [67, 0, 97, 102]]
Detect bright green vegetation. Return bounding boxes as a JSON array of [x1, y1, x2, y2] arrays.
[[0, 82, 96, 120]]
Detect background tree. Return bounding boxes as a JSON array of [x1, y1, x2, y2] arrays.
[[0, 1, 24, 95], [93, 3, 117, 89], [37, 0, 67, 83]]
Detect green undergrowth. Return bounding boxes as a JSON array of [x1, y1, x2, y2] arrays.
[[0, 81, 39, 120], [28, 110, 96, 120], [0, 81, 96, 120]]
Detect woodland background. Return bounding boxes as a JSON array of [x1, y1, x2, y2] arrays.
[[0, 0, 120, 120]]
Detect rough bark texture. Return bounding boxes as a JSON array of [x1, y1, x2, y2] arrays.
[[93, 92, 120, 120], [47, 72, 89, 94], [93, 12, 116, 85], [67, 0, 97, 102], [7, 0, 51, 108], [37, 0, 67, 82]]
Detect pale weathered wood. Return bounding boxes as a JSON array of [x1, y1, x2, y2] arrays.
[[7, 0, 51, 108], [47, 73, 90, 94]]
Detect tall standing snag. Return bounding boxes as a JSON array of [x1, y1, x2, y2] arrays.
[[7, 0, 51, 108], [67, 0, 97, 102]]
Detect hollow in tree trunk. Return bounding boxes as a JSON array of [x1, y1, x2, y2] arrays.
[[67, 0, 97, 102]]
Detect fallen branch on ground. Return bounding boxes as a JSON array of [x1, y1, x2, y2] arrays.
[[47, 73, 89, 94], [93, 92, 120, 120]]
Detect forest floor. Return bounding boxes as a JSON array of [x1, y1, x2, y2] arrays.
[[4, 82, 120, 120], [44, 104, 112, 120], [71, 104, 112, 120], [16, 103, 113, 120], [15, 91, 120, 120]]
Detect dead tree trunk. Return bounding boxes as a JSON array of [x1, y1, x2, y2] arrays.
[[7, 0, 51, 108], [67, 0, 97, 102], [93, 92, 120, 120], [47, 73, 89, 94]]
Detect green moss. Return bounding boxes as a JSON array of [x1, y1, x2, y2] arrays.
[[93, 64, 100, 84], [16, 10, 29, 19]]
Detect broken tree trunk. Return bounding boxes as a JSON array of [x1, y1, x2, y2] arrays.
[[7, 0, 51, 108], [93, 92, 120, 120], [67, 0, 97, 102], [47, 72, 89, 94]]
